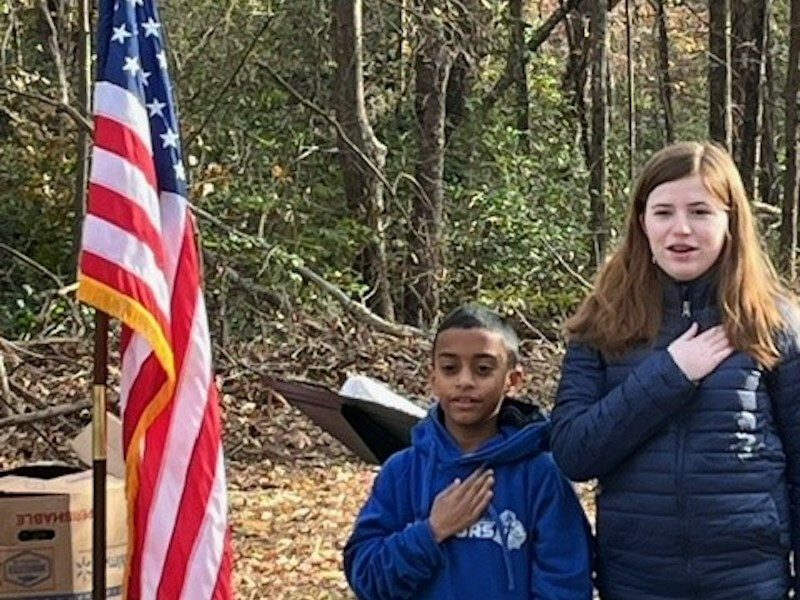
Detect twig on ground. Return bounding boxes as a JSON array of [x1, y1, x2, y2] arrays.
[[0, 398, 91, 428]]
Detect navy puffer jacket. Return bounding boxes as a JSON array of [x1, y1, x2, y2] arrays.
[[551, 274, 800, 600]]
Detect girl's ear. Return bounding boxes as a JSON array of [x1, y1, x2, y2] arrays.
[[505, 365, 524, 395]]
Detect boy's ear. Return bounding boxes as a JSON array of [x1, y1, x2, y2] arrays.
[[505, 365, 524, 394]]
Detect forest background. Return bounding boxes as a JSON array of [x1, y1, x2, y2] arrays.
[[0, 0, 799, 597]]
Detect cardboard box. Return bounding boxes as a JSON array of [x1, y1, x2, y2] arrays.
[[0, 416, 127, 599]]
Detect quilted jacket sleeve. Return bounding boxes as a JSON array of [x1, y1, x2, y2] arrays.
[[551, 342, 698, 481], [768, 324, 800, 592]]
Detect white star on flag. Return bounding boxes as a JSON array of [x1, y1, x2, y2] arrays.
[[146, 97, 166, 118], [141, 71, 152, 86], [122, 56, 141, 76], [126, 0, 144, 5], [156, 50, 168, 70], [174, 162, 186, 181], [160, 128, 179, 149], [142, 17, 161, 38], [110, 24, 132, 44]]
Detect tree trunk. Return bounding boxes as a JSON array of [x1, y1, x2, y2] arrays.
[[394, 0, 409, 120], [731, 0, 755, 158], [483, 0, 586, 112], [709, 0, 732, 150], [445, 53, 471, 141], [563, 2, 592, 166], [737, 0, 768, 199], [759, 6, 777, 206], [510, 0, 530, 150], [606, 43, 615, 128], [625, 0, 636, 177], [780, 0, 800, 278], [589, 0, 609, 266], [72, 0, 91, 278], [405, 4, 453, 327], [444, 0, 481, 141], [332, 0, 394, 320], [653, 0, 675, 144]]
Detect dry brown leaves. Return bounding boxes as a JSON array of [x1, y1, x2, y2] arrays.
[[229, 457, 374, 599], [0, 310, 579, 599]]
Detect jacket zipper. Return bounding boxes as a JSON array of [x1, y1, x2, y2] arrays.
[[677, 285, 693, 580]]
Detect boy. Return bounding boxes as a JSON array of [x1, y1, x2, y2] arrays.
[[343, 304, 593, 599]]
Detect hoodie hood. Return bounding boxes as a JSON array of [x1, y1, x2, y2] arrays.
[[411, 398, 550, 467], [408, 398, 553, 594]]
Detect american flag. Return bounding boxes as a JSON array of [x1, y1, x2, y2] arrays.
[[77, 0, 233, 598]]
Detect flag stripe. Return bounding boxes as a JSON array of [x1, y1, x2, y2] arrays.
[[127, 398, 172, 600], [180, 447, 229, 600], [158, 192, 187, 289], [93, 80, 153, 153], [90, 147, 161, 223], [81, 216, 171, 318], [210, 527, 233, 600], [141, 298, 211, 599], [95, 115, 158, 188], [121, 349, 165, 445], [80, 257, 169, 337], [88, 183, 166, 271], [129, 211, 209, 599], [156, 384, 222, 600]]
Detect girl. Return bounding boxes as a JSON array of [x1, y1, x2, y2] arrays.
[[551, 142, 800, 600]]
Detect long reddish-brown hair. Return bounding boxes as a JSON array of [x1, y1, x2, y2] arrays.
[[566, 141, 790, 368]]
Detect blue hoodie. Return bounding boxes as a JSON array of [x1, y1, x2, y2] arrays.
[[344, 400, 593, 600]]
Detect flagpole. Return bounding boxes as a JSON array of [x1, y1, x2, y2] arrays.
[[92, 311, 109, 600]]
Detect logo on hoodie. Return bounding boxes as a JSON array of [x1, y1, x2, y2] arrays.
[[455, 509, 527, 550]]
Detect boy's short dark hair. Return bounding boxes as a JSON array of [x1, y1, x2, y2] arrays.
[[433, 304, 520, 367]]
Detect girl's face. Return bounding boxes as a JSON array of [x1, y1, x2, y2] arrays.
[[641, 174, 730, 282]]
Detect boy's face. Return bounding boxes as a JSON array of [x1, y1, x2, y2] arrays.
[[431, 327, 523, 440]]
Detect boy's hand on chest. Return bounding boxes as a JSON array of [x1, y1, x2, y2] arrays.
[[428, 467, 494, 543]]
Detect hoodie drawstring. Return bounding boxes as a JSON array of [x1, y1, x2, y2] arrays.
[[488, 503, 516, 592]]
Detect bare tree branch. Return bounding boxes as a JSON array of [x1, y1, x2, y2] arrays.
[[191, 205, 424, 339], [293, 262, 422, 338], [0, 398, 91, 428], [0, 85, 93, 133], [0, 379, 69, 458], [185, 14, 276, 148], [541, 239, 593, 290], [37, 0, 69, 105], [255, 59, 396, 197], [0, 355, 13, 416], [0, 242, 65, 287], [512, 308, 560, 353], [1, 0, 20, 79]]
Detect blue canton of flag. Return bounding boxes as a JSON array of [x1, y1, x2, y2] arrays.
[[97, 0, 186, 195]]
